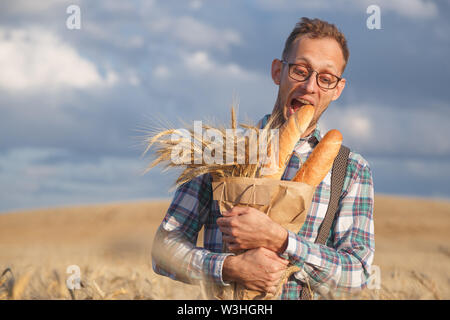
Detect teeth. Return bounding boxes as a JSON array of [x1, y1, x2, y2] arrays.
[[296, 98, 312, 105], [291, 98, 313, 108]]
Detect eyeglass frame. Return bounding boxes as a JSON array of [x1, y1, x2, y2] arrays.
[[281, 60, 342, 90]]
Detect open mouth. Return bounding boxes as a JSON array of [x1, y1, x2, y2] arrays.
[[289, 98, 314, 113]]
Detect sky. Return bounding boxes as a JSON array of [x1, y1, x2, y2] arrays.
[[0, 0, 449, 212]]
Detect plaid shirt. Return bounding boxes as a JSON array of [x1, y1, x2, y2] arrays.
[[152, 115, 375, 300]]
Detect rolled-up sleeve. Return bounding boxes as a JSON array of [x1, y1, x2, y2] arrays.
[[152, 174, 234, 286], [284, 162, 375, 293]]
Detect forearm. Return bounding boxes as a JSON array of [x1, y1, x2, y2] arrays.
[[221, 247, 290, 295], [222, 255, 237, 283], [152, 226, 234, 285], [218, 206, 289, 254], [262, 221, 289, 254], [151, 173, 236, 285]]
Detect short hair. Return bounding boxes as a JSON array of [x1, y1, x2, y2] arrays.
[[282, 17, 349, 73]]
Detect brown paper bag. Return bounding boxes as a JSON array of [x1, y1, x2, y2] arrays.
[[210, 176, 315, 300]]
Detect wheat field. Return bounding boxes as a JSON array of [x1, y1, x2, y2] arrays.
[[0, 194, 449, 300]]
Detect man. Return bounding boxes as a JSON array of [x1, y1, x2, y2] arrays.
[[152, 17, 374, 300]]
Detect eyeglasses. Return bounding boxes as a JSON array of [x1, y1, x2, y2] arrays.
[[281, 60, 342, 89]]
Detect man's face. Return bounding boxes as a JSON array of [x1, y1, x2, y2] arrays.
[[271, 36, 346, 137]]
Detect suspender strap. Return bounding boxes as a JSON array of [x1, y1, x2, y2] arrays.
[[315, 145, 350, 245], [300, 145, 350, 300]]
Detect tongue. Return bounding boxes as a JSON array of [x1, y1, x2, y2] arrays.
[[291, 99, 304, 111]]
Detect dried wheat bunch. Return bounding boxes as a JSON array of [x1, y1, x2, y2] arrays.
[[143, 107, 280, 187]]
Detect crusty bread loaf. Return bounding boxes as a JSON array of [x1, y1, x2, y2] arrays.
[[263, 105, 314, 179], [292, 129, 342, 186]]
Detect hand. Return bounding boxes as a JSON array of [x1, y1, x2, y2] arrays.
[[222, 247, 289, 294], [217, 206, 288, 253]]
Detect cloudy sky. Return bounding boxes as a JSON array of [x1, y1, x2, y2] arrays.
[[0, 0, 449, 212]]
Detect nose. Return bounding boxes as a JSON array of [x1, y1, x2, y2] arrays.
[[302, 71, 318, 93]]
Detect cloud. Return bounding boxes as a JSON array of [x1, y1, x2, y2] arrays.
[[0, 27, 118, 91], [321, 105, 373, 142], [83, 22, 146, 50], [0, 0, 63, 15], [189, 0, 203, 10], [153, 65, 171, 79], [182, 51, 243, 76], [141, 48, 274, 122], [0, 0, 448, 212], [321, 102, 450, 158], [0, 147, 175, 212], [365, 0, 438, 19], [148, 15, 241, 52], [255, 0, 438, 19]]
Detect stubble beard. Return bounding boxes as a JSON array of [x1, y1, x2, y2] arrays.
[[269, 94, 286, 129]]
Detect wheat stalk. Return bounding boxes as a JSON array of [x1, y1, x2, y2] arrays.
[[12, 270, 32, 299], [411, 271, 441, 300], [92, 279, 106, 299], [143, 106, 279, 186]]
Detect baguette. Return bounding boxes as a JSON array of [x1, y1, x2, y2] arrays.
[[292, 129, 342, 186], [263, 105, 314, 179]]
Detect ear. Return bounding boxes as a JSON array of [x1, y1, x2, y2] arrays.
[[271, 59, 283, 85], [331, 78, 346, 101]]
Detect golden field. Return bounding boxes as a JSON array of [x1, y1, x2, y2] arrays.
[[0, 194, 449, 300]]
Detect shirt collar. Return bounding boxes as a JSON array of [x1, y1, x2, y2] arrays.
[[294, 122, 321, 150], [307, 124, 322, 145]]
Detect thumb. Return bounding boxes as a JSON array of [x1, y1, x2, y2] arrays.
[[222, 206, 243, 216], [221, 210, 233, 217]]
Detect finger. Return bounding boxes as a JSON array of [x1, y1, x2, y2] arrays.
[[267, 266, 288, 277], [226, 206, 249, 216], [219, 226, 233, 235], [266, 285, 278, 295], [216, 217, 223, 227], [270, 251, 290, 264], [227, 239, 248, 250], [268, 258, 289, 269], [265, 267, 288, 277], [221, 210, 234, 217], [219, 216, 240, 228], [264, 250, 289, 265], [276, 257, 290, 266], [222, 208, 240, 217], [216, 217, 232, 227], [226, 243, 240, 251], [273, 270, 287, 280], [222, 235, 237, 243]]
